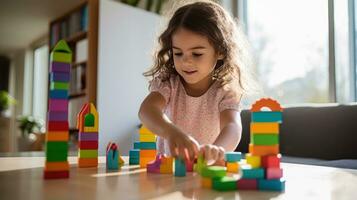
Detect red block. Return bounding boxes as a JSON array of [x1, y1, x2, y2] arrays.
[[79, 141, 98, 149], [44, 170, 69, 179], [237, 179, 258, 190], [262, 154, 281, 168], [48, 121, 69, 131]]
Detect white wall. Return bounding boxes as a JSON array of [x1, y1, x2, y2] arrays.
[[97, 0, 161, 155]]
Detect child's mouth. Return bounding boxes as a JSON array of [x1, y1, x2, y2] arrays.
[[183, 70, 197, 75]]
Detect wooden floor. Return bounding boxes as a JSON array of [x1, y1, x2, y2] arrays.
[[0, 156, 356, 200]]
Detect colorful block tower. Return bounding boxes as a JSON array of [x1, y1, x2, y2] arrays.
[[77, 103, 99, 167], [44, 40, 71, 179], [238, 98, 285, 191], [129, 125, 157, 168]]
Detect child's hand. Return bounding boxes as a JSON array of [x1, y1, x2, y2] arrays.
[[167, 126, 199, 161], [200, 144, 225, 166]]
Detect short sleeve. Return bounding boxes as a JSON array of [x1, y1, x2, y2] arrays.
[[149, 77, 171, 105], [218, 90, 242, 112]]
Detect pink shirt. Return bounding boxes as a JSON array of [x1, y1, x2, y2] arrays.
[[150, 75, 241, 155]]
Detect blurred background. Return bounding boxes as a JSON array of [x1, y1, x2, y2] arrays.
[[0, 0, 356, 155]]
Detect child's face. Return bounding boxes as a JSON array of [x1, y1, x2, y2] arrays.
[[172, 28, 222, 87]]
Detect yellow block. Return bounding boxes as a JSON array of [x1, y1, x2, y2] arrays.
[[160, 157, 173, 174], [249, 144, 279, 156], [139, 126, 155, 135], [201, 177, 212, 188], [46, 131, 69, 141], [250, 122, 279, 134], [50, 52, 72, 63], [140, 157, 155, 168], [45, 161, 69, 171], [226, 162, 239, 173], [246, 153, 261, 168], [139, 134, 156, 142]]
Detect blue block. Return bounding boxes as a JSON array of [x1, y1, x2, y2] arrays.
[[50, 72, 70, 82], [49, 90, 68, 99], [134, 142, 156, 150], [258, 179, 285, 191], [129, 158, 139, 165], [107, 150, 119, 170], [174, 158, 186, 177], [242, 167, 264, 179], [225, 152, 242, 162], [251, 112, 282, 123], [129, 149, 140, 158]]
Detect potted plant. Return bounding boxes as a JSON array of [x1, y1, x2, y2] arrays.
[[0, 90, 16, 115], [17, 115, 45, 151]]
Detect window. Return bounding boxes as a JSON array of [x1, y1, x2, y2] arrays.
[[246, 0, 329, 105]]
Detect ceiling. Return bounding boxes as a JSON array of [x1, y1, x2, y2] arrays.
[[0, 0, 84, 56]]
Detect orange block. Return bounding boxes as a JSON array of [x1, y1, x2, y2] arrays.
[[45, 161, 69, 171], [201, 177, 212, 188], [250, 123, 279, 134], [160, 156, 173, 174], [226, 162, 239, 173], [251, 98, 283, 112], [140, 150, 157, 157], [249, 144, 279, 156], [78, 158, 98, 168], [140, 157, 155, 168], [46, 131, 69, 141]]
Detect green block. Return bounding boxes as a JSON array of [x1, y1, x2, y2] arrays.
[[50, 82, 69, 90], [53, 40, 72, 53], [201, 166, 227, 178], [251, 134, 279, 145], [84, 113, 95, 126], [46, 151, 68, 162], [50, 52, 72, 63], [251, 112, 282, 123], [46, 141, 68, 152], [212, 176, 238, 191], [79, 149, 98, 158], [195, 155, 207, 174]]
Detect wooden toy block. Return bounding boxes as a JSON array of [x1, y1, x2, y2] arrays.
[[251, 98, 283, 112], [140, 149, 157, 157], [174, 158, 186, 177], [46, 141, 68, 152], [139, 125, 155, 135], [46, 151, 68, 162], [46, 131, 69, 141], [50, 72, 70, 82], [77, 103, 99, 132], [77, 103, 89, 130], [78, 149, 98, 158], [249, 144, 279, 156], [201, 166, 227, 178], [266, 168, 283, 179], [185, 158, 194, 172], [258, 178, 285, 191], [45, 161, 69, 171], [212, 176, 238, 191], [48, 99, 68, 112], [50, 52, 72, 63], [262, 154, 281, 168], [52, 39, 72, 53], [250, 122, 279, 134], [246, 153, 261, 168], [50, 62, 71, 73], [139, 134, 157, 142], [160, 156, 173, 174], [201, 177, 212, 188], [225, 152, 242, 162], [44, 170, 69, 179], [226, 162, 239, 173], [50, 82, 69, 90], [78, 132, 98, 141], [236, 179, 258, 190], [134, 142, 156, 150], [48, 111, 68, 121], [251, 111, 282, 123], [49, 90, 68, 99], [140, 157, 155, 168], [78, 158, 98, 168], [79, 141, 98, 149], [84, 113, 95, 126], [241, 165, 264, 179], [129, 158, 139, 165], [251, 134, 279, 145], [48, 121, 69, 131], [119, 155, 125, 167], [147, 154, 162, 173], [106, 150, 119, 170], [129, 149, 140, 158], [83, 103, 99, 132], [195, 155, 207, 174]]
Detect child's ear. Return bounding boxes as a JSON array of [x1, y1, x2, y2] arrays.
[[217, 53, 224, 60]]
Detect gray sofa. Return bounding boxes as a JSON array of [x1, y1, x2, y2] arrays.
[[236, 104, 357, 169]]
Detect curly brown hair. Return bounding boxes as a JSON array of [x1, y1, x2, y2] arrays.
[[144, 0, 255, 93]]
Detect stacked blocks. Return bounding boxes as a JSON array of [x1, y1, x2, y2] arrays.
[[225, 152, 242, 173], [106, 142, 124, 170], [129, 125, 157, 168], [239, 98, 285, 191], [146, 154, 174, 174], [77, 103, 99, 167], [44, 40, 71, 179]]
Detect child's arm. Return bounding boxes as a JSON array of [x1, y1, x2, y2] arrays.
[[138, 92, 199, 160]]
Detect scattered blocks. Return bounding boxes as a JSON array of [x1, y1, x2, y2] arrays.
[[160, 156, 173, 174], [174, 158, 186, 177], [201, 177, 212, 188], [129, 149, 140, 165], [106, 142, 119, 170]]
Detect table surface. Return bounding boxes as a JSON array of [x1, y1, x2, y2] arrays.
[[0, 156, 356, 200]]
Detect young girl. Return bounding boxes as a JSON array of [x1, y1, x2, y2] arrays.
[[139, 1, 254, 165]]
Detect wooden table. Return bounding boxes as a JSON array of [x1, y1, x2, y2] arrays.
[[0, 156, 356, 200]]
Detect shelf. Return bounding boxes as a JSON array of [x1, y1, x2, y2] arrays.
[[72, 61, 87, 68], [69, 91, 86, 99], [66, 31, 87, 44]]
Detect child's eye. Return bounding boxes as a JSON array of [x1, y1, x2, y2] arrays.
[[174, 52, 183, 57], [192, 53, 203, 57]]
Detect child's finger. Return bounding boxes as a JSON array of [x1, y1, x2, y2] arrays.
[[218, 146, 225, 161], [169, 143, 178, 157]]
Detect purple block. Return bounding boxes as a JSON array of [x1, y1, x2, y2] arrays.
[[48, 99, 68, 112], [50, 62, 71, 73], [50, 72, 70, 82], [48, 111, 68, 121], [79, 132, 98, 141]]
